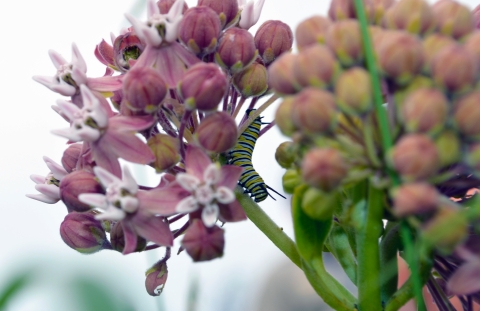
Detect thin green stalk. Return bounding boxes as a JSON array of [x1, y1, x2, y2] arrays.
[[363, 119, 382, 168], [356, 183, 383, 311], [326, 224, 358, 285], [380, 222, 401, 303]]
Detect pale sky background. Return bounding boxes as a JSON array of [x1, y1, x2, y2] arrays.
[[0, 0, 479, 310]]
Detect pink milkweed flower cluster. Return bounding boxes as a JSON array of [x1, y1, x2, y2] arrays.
[[28, 0, 293, 297]]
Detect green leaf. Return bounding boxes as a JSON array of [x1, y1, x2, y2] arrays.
[[0, 271, 33, 311], [71, 278, 135, 311]]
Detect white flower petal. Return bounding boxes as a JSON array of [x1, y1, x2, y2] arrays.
[[43, 156, 68, 180], [35, 184, 60, 199], [177, 173, 200, 192], [78, 193, 109, 209], [201, 203, 219, 227], [26, 193, 59, 204], [94, 166, 121, 188], [56, 99, 80, 121], [48, 49, 67, 69], [215, 186, 235, 204], [77, 125, 101, 142], [203, 163, 221, 185], [71, 43, 87, 74], [30, 174, 46, 184], [147, 0, 159, 18], [176, 196, 199, 213], [95, 206, 126, 221], [122, 166, 139, 194], [121, 196, 139, 213], [51, 128, 82, 142], [125, 13, 163, 47], [239, 0, 265, 29], [71, 66, 88, 86]]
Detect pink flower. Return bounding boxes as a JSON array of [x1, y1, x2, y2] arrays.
[[52, 85, 155, 177], [27, 156, 68, 204], [175, 145, 246, 227], [238, 0, 266, 30]]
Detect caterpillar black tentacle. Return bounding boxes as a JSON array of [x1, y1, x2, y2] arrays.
[[228, 109, 286, 203]]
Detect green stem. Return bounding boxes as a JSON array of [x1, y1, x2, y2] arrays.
[[356, 184, 383, 311], [326, 224, 358, 285], [235, 186, 302, 268], [363, 119, 382, 168], [380, 222, 401, 303]]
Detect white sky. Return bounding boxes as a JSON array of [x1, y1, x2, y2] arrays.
[[1, 0, 478, 310]]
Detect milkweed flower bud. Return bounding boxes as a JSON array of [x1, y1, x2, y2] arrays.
[[328, 0, 356, 21], [392, 182, 439, 217], [196, 111, 238, 153], [368, 0, 395, 25], [422, 33, 456, 73], [182, 219, 225, 262], [198, 0, 239, 29], [275, 141, 296, 169], [147, 134, 180, 172], [179, 6, 222, 56], [432, 0, 474, 39], [275, 96, 296, 136], [123, 66, 167, 113], [301, 147, 349, 191], [377, 31, 424, 85], [326, 19, 363, 67], [435, 130, 461, 167], [282, 169, 301, 194], [466, 143, 480, 177], [178, 63, 228, 111], [157, 0, 188, 14], [254, 20, 293, 65], [400, 87, 448, 135], [474, 4, 480, 29], [335, 67, 373, 115], [383, 0, 436, 35], [62, 143, 83, 173], [295, 15, 332, 50], [215, 28, 258, 73], [393, 75, 434, 109], [267, 53, 300, 95], [453, 91, 480, 139], [293, 45, 340, 88], [110, 221, 147, 253], [60, 211, 111, 254], [145, 260, 168, 296], [291, 88, 337, 134], [431, 45, 477, 94], [302, 187, 339, 220], [60, 170, 104, 213], [464, 31, 480, 67], [113, 33, 145, 72], [389, 134, 439, 181], [232, 62, 268, 98]]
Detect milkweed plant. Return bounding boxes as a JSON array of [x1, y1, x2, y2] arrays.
[[27, 0, 480, 309]]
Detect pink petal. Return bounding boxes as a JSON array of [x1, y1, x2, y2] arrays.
[[87, 76, 123, 92], [26, 193, 59, 204], [92, 140, 122, 177], [48, 49, 67, 69], [181, 219, 224, 262], [218, 165, 243, 190], [121, 220, 139, 255], [138, 185, 191, 215], [185, 145, 211, 180], [131, 211, 173, 247], [93, 166, 120, 187], [101, 130, 155, 165], [108, 115, 155, 132], [154, 45, 188, 87], [447, 260, 480, 295], [171, 42, 201, 67], [95, 39, 114, 66], [218, 201, 247, 223]]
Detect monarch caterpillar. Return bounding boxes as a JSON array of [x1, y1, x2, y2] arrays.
[[228, 109, 286, 202]]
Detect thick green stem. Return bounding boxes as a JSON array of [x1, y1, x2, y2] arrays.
[[380, 222, 401, 303], [356, 184, 383, 311]]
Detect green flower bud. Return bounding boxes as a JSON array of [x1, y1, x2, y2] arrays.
[[432, 0, 475, 39], [392, 182, 439, 217], [282, 169, 302, 194], [196, 112, 238, 153], [291, 88, 338, 134], [275, 96, 297, 136], [267, 53, 300, 95], [232, 62, 268, 98], [453, 91, 480, 139], [254, 20, 293, 65], [431, 45, 477, 94], [326, 19, 363, 67], [302, 187, 339, 220], [147, 134, 181, 172], [400, 87, 448, 135], [110, 221, 146, 253], [293, 44, 340, 88], [422, 33, 457, 74], [215, 28, 258, 74], [389, 134, 440, 181], [466, 143, 480, 176], [383, 0, 436, 35], [295, 15, 332, 50], [275, 141, 296, 169], [434, 130, 461, 167], [335, 67, 373, 115], [301, 147, 349, 191]]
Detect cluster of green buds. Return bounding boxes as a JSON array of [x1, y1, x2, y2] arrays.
[[270, 0, 480, 309]]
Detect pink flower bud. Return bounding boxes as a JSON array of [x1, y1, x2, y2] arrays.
[[275, 96, 296, 136], [368, 0, 395, 25], [326, 19, 363, 67], [179, 6, 222, 56], [293, 45, 340, 88], [113, 33, 145, 72], [295, 15, 332, 50], [335, 67, 373, 115], [267, 53, 300, 95], [390, 134, 439, 181], [232, 62, 268, 98], [254, 20, 293, 65], [145, 260, 168, 296], [215, 28, 258, 73], [178, 63, 228, 111], [392, 182, 439, 217], [198, 0, 239, 29], [474, 4, 480, 29], [60, 211, 110, 254], [196, 111, 238, 153], [464, 31, 480, 68], [301, 147, 349, 191], [181, 219, 225, 262], [60, 170, 104, 213], [400, 88, 448, 135], [453, 91, 480, 139], [147, 134, 181, 172], [291, 88, 337, 134], [275, 141, 296, 169], [422, 33, 457, 73], [157, 0, 188, 14], [383, 0, 436, 35], [328, 0, 357, 21], [432, 0, 474, 39], [110, 221, 146, 253], [431, 45, 477, 94], [61, 143, 83, 173], [123, 66, 167, 113]]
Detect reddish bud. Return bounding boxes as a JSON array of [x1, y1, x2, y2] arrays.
[[145, 260, 168, 296], [60, 170, 104, 213], [335, 67, 373, 115], [328, 0, 357, 21], [422, 33, 457, 73], [383, 0, 436, 35], [157, 0, 188, 14], [432, 0, 474, 39], [179, 6, 222, 56], [453, 91, 480, 139], [147, 134, 180, 172], [254, 20, 293, 65], [181, 219, 225, 262], [215, 28, 258, 73], [464, 31, 480, 68], [267, 53, 300, 95], [390, 134, 439, 181], [474, 4, 480, 29], [291, 88, 337, 134], [275, 97, 296, 136], [293, 45, 340, 88], [295, 15, 332, 50], [61, 143, 83, 173], [232, 62, 268, 98], [110, 221, 146, 253], [301, 147, 349, 191], [392, 182, 439, 217], [326, 19, 363, 67], [196, 112, 238, 153], [123, 66, 167, 113], [60, 211, 110, 254], [113, 33, 145, 72], [178, 63, 228, 111], [367, 0, 395, 25], [198, 0, 239, 29]]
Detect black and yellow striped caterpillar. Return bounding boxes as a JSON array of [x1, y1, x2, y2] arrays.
[[228, 109, 286, 202]]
